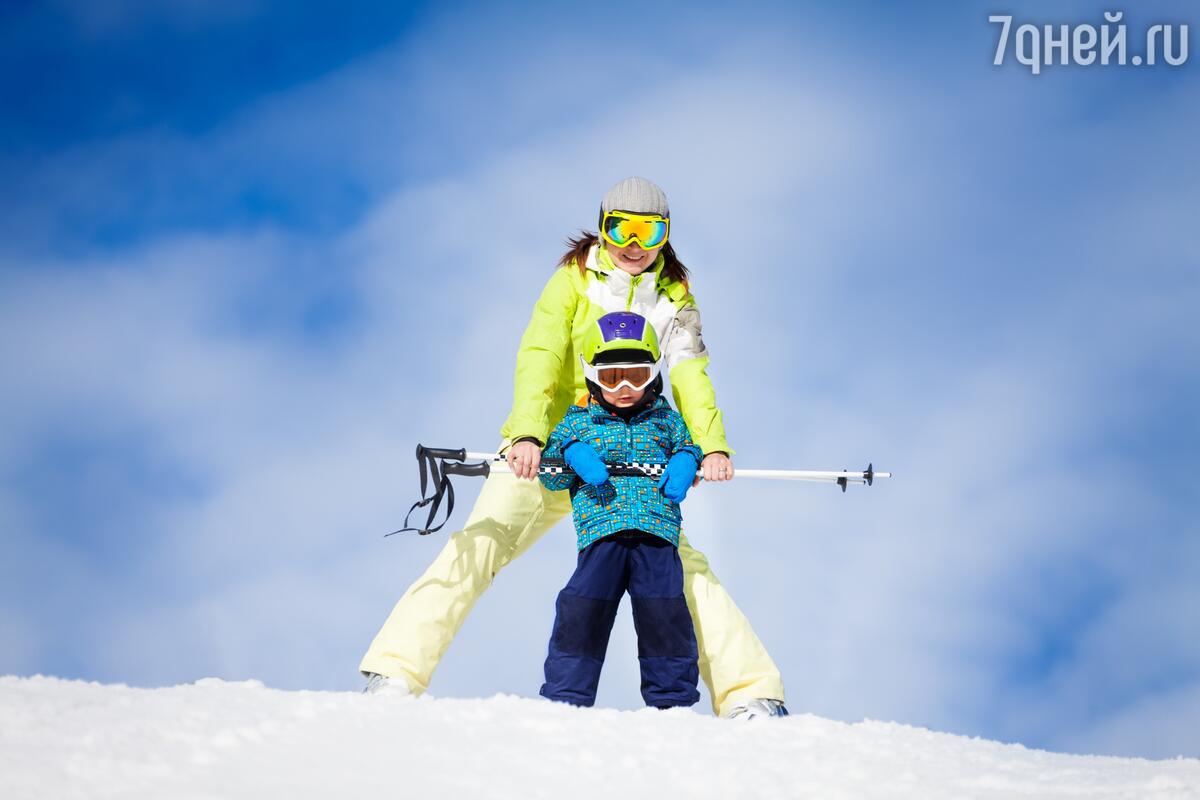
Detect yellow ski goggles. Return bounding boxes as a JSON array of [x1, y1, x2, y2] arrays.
[[600, 210, 670, 250]]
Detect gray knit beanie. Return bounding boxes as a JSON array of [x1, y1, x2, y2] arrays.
[[601, 176, 669, 217]]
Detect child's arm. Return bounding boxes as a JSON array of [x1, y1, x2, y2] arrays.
[[657, 410, 705, 503], [538, 417, 579, 492], [542, 411, 610, 487], [666, 410, 705, 465]]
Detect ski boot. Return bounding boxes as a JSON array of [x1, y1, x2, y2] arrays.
[[362, 672, 413, 698], [723, 698, 789, 720]]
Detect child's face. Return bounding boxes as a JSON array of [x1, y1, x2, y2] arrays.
[[600, 384, 646, 408]]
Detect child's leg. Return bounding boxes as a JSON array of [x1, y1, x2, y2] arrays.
[[628, 535, 700, 709], [540, 537, 631, 707]]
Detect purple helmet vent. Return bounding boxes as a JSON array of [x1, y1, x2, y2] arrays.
[[597, 311, 646, 343]]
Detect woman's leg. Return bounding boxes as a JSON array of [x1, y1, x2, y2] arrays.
[[359, 467, 572, 693], [677, 532, 787, 716]]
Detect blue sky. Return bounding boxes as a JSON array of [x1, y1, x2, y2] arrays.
[[1, 0, 1197, 759]]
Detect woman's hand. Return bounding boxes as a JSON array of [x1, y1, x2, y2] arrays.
[[506, 440, 542, 481], [699, 452, 734, 485]]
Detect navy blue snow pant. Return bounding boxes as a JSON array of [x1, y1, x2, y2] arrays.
[[540, 531, 700, 709]]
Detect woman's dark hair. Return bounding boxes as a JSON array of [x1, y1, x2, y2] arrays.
[[558, 231, 690, 287]]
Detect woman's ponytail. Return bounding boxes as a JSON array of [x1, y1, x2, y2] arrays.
[[558, 232, 598, 273]]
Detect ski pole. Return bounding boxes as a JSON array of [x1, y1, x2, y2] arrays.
[[389, 445, 891, 537], [466, 451, 892, 488]]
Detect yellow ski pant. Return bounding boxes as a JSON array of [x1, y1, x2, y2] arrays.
[[359, 468, 785, 716]]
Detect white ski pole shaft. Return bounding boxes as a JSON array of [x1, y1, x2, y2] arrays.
[[732, 468, 892, 483], [467, 452, 892, 485]]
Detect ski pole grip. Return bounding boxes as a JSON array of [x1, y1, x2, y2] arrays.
[[443, 461, 491, 478], [416, 444, 467, 461]]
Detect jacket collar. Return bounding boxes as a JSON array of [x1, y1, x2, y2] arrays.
[[585, 243, 689, 305]]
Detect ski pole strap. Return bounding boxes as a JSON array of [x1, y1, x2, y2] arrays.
[[386, 445, 490, 536]]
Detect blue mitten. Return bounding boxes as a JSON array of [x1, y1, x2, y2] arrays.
[[657, 451, 699, 503], [563, 441, 609, 486]]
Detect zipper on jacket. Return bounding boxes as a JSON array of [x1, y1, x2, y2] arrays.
[[626, 275, 640, 310]]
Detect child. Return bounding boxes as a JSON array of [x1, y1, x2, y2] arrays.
[[538, 311, 704, 709]]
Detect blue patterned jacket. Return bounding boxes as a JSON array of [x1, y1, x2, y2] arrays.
[[540, 396, 704, 550]]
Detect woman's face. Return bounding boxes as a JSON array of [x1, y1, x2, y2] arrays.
[[605, 241, 662, 276]]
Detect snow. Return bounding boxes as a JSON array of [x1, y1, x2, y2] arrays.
[[2, 676, 1197, 799]]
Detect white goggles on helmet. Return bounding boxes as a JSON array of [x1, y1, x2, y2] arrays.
[[580, 356, 661, 392]]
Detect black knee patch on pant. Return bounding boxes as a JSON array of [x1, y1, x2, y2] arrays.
[[552, 592, 620, 660], [630, 596, 697, 658]]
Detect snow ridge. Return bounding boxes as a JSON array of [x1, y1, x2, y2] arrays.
[[2, 676, 1197, 799]]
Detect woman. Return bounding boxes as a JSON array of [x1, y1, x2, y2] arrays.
[[360, 177, 788, 719]]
